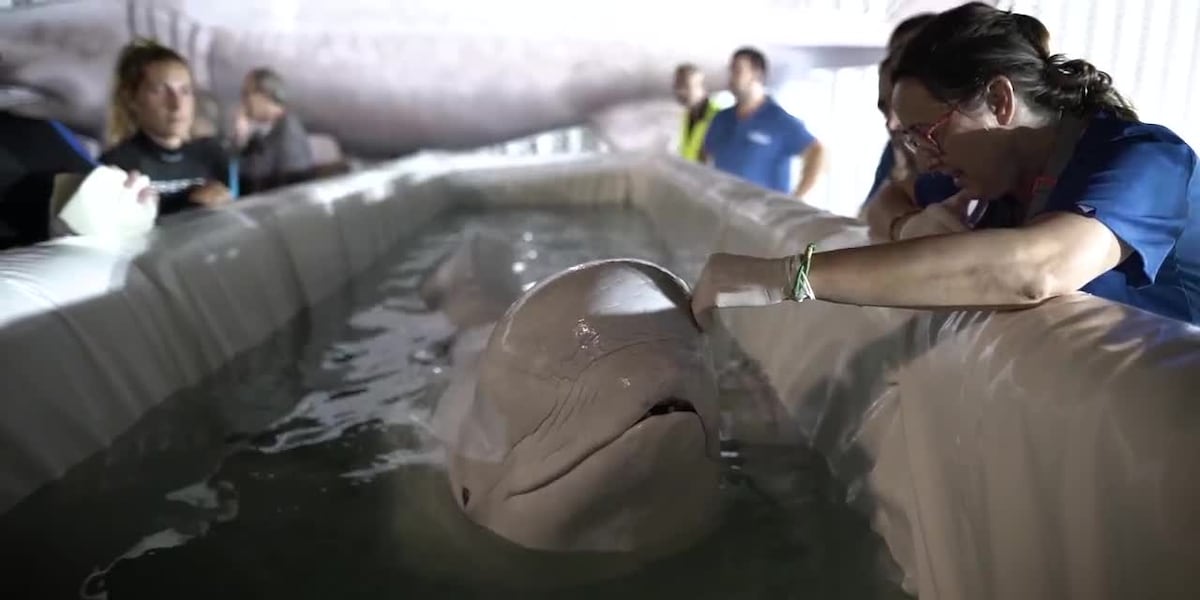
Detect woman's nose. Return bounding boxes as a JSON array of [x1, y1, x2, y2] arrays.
[[885, 111, 902, 133]]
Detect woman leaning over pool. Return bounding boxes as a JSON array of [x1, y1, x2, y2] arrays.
[[691, 4, 1199, 325]]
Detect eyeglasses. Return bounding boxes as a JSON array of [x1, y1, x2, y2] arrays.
[[899, 107, 956, 156]]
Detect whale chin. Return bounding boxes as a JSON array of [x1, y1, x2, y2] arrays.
[[482, 412, 720, 556]]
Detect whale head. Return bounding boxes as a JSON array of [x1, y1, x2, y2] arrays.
[[434, 258, 721, 559]]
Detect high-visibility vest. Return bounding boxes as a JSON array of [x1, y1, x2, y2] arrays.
[[679, 100, 719, 162]]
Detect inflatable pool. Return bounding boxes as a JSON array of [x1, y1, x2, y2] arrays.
[[1, 153, 1196, 599]]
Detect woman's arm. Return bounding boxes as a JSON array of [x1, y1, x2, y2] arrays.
[[807, 211, 1126, 309], [691, 211, 1127, 320], [793, 140, 825, 199], [862, 178, 919, 242], [692, 131, 1191, 324]]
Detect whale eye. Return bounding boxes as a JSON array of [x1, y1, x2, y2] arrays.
[[461, 487, 471, 507]]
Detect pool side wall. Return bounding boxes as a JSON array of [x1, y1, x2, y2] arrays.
[[0, 152, 1196, 599]]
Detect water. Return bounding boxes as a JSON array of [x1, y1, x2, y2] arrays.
[[0, 206, 910, 600]]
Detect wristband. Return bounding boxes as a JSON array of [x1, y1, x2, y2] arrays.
[[789, 243, 817, 302]]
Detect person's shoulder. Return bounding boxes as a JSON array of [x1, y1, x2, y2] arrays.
[[707, 108, 734, 137], [1061, 113, 1198, 206], [765, 99, 811, 134], [186, 135, 223, 151], [185, 136, 228, 159], [1087, 113, 1196, 160], [711, 106, 735, 124], [98, 138, 139, 166], [763, 97, 797, 118]]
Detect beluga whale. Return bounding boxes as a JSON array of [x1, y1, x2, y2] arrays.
[[422, 236, 722, 564]]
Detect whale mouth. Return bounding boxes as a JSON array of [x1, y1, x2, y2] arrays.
[[634, 398, 697, 425], [505, 397, 705, 499]]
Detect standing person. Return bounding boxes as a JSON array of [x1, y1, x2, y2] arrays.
[[703, 47, 826, 199], [690, 5, 1199, 325], [100, 39, 231, 216], [673, 63, 719, 163], [238, 67, 315, 194]]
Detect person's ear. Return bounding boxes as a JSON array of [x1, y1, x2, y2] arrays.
[[984, 76, 1017, 126]]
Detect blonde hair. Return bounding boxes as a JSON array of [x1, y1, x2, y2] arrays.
[[104, 39, 190, 148]]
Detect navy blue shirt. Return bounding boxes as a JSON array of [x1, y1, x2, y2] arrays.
[[979, 113, 1200, 324], [704, 97, 816, 193], [863, 142, 959, 209]]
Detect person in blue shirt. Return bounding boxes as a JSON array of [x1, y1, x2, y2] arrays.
[[690, 4, 1200, 326], [859, 12, 960, 241], [703, 47, 825, 198], [862, 11, 944, 204], [863, 3, 1053, 242]]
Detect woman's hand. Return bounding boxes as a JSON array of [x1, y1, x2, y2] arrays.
[[894, 191, 976, 240], [189, 181, 233, 208], [690, 252, 793, 329], [231, 107, 253, 148], [123, 169, 158, 205]]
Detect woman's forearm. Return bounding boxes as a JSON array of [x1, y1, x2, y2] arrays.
[[691, 209, 1123, 321], [803, 228, 1052, 310]]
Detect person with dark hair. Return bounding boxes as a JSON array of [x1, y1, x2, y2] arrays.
[[703, 46, 825, 198], [238, 66, 315, 194], [672, 63, 718, 163], [99, 39, 232, 216], [859, 11, 960, 240], [690, 4, 1199, 325], [861, 3, 1045, 242]]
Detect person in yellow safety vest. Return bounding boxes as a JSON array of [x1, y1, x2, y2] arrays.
[[673, 63, 718, 163]]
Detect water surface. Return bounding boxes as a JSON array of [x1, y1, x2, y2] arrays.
[[0, 207, 909, 600]]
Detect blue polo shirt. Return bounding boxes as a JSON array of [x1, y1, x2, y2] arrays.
[[981, 112, 1200, 324], [862, 142, 959, 210], [704, 97, 816, 194]]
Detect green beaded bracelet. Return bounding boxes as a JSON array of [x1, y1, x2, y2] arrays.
[[791, 243, 816, 302]]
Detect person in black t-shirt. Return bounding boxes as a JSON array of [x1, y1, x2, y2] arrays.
[[100, 132, 229, 216], [99, 40, 232, 216]]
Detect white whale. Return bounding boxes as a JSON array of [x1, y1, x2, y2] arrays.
[[419, 236, 722, 562]]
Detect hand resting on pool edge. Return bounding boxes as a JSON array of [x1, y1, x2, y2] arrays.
[[419, 233, 723, 563]]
